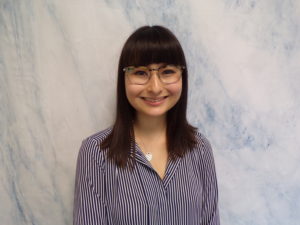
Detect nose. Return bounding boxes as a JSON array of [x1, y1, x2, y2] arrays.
[[147, 71, 163, 94]]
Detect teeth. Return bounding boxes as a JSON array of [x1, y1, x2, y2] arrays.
[[144, 97, 165, 102]]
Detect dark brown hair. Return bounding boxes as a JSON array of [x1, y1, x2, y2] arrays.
[[101, 25, 197, 168]]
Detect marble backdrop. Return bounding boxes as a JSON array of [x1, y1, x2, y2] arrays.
[[1, 0, 299, 224]]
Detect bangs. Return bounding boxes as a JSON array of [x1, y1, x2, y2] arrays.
[[120, 26, 186, 68]]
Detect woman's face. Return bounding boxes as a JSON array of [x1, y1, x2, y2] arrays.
[[125, 63, 182, 120]]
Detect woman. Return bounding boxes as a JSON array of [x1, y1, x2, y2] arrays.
[[73, 25, 220, 225]]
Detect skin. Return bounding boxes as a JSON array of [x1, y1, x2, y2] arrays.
[[125, 63, 182, 123], [125, 63, 182, 179]]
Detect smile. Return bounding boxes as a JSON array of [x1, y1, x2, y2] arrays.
[[141, 96, 168, 106], [142, 96, 168, 102]]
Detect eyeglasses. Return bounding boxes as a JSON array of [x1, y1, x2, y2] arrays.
[[123, 64, 184, 85]]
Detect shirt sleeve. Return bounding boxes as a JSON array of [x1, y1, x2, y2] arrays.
[[199, 135, 220, 225], [73, 138, 107, 225]]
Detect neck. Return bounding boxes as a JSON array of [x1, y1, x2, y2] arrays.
[[134, 114, 167, 141]]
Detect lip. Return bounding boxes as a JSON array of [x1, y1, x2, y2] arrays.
[[141, 96, 168, 106]]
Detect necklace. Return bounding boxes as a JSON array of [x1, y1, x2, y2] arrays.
[[136, 136, 153, 161], [145, 152, 153, 161]]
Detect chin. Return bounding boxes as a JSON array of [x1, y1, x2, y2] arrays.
[[138, 110, 168, 118]]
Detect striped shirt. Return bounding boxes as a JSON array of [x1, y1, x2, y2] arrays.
[[73, 127, 220, 225]]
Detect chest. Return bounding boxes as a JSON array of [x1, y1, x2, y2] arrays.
[[104, 156, 203, 225], [137, 142, 169, 179], [147, 150, 168, 179]]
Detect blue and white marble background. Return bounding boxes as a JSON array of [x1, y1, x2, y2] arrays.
[[1, 0, 299, 224]]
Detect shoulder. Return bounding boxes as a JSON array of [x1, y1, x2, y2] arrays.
[[189, 130, 218, 174], [192, 130, 215, 159], [83, 126, 113, 144], [77, 127, 112, 167], [195, 131, 212, 150]]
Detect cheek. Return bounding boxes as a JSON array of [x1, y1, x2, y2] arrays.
[[168, 81, 182, 98], [125, 81, 143, 103]]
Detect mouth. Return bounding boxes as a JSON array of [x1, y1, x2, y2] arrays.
[[141, 96, 168, 102]]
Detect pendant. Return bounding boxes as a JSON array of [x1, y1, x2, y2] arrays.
[[145, 152, 153, 161]]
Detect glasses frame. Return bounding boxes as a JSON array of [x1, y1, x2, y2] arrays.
[[123, 64, 185, 85]]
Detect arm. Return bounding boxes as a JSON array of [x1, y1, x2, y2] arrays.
[[73, 138, 107, 225], [199, 136, 220, 225]]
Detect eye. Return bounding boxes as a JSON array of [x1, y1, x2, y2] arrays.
[[133, 70, 148, 76], [161, 69, 176, 75]]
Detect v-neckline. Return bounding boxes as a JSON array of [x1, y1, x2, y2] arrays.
[[134, 142, 182, 187]]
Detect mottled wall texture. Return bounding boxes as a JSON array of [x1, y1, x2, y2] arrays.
[[1, 1, 299, 225]]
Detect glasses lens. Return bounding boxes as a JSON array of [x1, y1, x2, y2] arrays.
[[124, 65, 183, 84], [126, 66, 149, 84], [158, 65, 182, 84]]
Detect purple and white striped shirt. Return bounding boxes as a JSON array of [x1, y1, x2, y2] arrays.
[[73, 127, 220, 225]]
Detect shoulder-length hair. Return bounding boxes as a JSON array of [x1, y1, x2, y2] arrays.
[[101, 25, 197, 169]]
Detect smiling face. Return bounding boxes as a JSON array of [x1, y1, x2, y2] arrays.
[[125, 63, 182, 120]]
